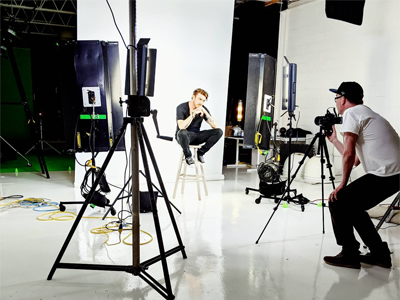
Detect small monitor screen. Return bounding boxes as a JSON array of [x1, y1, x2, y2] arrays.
[[282, 58, 297, 113]]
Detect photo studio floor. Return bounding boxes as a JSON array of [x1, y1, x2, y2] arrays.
[[0, 167, 399, 300]]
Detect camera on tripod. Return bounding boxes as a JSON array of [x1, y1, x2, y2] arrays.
[[314, 109, 342, 136]]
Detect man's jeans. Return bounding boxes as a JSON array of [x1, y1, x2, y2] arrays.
[[176, 129, 223, 158], [329, 173, 400, 253]]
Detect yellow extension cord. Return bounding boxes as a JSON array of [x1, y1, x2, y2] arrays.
[[0, 198, 153, 246]]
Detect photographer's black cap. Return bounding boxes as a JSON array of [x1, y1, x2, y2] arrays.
[[329, 81, 364, 104]]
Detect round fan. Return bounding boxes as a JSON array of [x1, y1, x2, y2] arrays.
[[257, 161, 280, 183]]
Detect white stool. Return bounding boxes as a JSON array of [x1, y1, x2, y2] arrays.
[[173, 145, 208, 200]]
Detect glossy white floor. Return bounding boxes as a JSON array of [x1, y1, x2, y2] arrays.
[[1, 167, 399, 300]]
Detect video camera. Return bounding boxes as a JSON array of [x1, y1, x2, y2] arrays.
[[314, 109, 342, 136]]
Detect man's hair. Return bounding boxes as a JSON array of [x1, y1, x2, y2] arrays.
[[193, 88, 208, 99]]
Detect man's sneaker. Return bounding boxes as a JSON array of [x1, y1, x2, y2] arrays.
[[185, 156, 195, 166], [360, 242, 392, 268], [324, 251, 361, 269], [197, 154, 205, 164]]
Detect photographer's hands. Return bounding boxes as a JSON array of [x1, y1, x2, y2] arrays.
[[328, 132, 360, 202], [326, 125, 338, 143], [329, 183, 344, 202]]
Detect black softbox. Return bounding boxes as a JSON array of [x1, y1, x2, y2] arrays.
[[326, 0, 366, 26]]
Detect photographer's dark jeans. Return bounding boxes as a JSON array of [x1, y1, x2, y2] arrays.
[[329, 173, 400, 254], [176, 129, 223, 158]]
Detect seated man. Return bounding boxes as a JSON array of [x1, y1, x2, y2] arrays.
[[176, 88, 223, 165]]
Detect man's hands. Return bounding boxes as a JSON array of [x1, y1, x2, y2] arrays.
[[326, 125, 338, 143], [191, 106, 207, 118], [329, 183, 345, 202]]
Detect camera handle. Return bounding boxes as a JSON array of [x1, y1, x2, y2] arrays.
[[256, 126, 337, 244]]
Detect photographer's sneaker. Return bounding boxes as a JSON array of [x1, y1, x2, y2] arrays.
[[197, 154, 205, 164], [324, 251, 361, 269], [185, 156, 195, 166]]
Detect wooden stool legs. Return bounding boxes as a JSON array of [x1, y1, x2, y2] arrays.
[[173, 145, 208, 200]]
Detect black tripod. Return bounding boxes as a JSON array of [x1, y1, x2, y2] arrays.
[[256, 126, 336, 243], [25, 114, 61, 155], [48, 115, 187, 300]]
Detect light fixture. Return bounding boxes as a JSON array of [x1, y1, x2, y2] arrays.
[[237, 100, 243, 122]]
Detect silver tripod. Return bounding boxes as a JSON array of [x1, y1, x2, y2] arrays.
[[25, 118, 61, 155]]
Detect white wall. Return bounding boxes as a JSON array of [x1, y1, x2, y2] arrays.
[[275, 0, 400, 136], [76, 0, 234, 186]]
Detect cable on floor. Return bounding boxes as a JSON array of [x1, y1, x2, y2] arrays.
[[90, 221, 153, 246], [0, 197, 153, 246], [0, 197, 51, 211]]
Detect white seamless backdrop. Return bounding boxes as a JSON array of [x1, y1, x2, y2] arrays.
[[75, 0, 234, 187]]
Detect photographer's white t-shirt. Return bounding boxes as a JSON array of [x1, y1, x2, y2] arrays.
[[340, 105, 400, 177]]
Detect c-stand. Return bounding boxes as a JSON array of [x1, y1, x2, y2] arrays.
[[281, 111, 307, 209], [2, 27, 49, 178], [0, 136, 32, 167], [255, 125, 336, 243], [48, 97, 187, 300]]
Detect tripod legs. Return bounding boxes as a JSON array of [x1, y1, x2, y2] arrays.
[[255, 131, 335, 243], [26, 119, 61, 155], [48, 117, 186, 300], [102, 170, 182, 220], [318, 133, 336, 234]]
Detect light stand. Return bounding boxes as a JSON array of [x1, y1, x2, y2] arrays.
[[25, 113, 61, 155], [3, 27, 49, 178], [255, 125, 336, 243], [48, 105, 187, 300], [282, 110, 306, 209], [48, 2, 186, 296]]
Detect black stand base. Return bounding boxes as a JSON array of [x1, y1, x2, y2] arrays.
[[245, 187, 282, 204]]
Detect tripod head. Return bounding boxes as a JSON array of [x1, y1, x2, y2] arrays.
[[120, 95, 151, 117], [119, 97, 172, 141]]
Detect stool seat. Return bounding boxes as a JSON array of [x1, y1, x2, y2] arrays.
[[173, 145, 208, 200]]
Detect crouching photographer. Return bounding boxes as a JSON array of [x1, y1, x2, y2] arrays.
[[323, 82, 400, 269]]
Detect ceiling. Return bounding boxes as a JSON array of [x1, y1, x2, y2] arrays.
[[0, 0, 77, 37], [1, 0, 313, 38], [235, 0, 314, 9]]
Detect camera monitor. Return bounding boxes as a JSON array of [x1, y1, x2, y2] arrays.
[[282, 56, 297, 113]]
